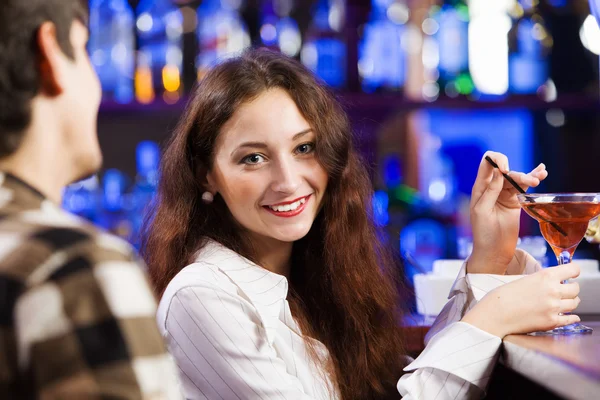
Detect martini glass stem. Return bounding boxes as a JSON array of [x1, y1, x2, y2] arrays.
[[552, 250, 592, 334], [557, 250, 571, 267], [557, 251, 571, 314]]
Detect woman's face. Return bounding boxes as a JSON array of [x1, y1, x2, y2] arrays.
[[206, 88, 328, 247]]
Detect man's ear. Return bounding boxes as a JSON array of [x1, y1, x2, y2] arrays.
[[37, 22, 66, 96]]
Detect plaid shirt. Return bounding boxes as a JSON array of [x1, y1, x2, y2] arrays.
[[0, 173, 181, 399]]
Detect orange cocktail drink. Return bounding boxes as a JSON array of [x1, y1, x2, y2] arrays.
[[518, 193, 600, 334]]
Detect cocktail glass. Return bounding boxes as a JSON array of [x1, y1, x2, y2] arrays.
[[517, 193, 600, 334]]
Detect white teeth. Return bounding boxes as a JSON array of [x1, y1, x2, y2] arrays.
[[268, 197, 307, 213]]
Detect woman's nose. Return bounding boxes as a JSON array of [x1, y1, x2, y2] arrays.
[[270, 158, 301, 195]]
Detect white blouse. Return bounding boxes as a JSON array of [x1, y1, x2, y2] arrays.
[[156, 240, 541, 399]]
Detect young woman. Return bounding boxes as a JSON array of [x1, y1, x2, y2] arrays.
[[143, 49, 581, 399]]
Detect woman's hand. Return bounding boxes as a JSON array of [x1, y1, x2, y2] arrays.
[[468, 151, 548, 274], [462, 263, 581, 338]]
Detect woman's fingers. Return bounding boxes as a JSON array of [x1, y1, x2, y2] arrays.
[[505, 171, 540, 189], [531, 162, 546, 174], [551, 262, 581, 281], [555, 313, 581, 327], [559, 297, 581, 313], [559, 281, 580, 299], [472, 169, 505, 212], [503, 163, 547, 191], [471, 152, 509, 203], [532, 163, 548, 179]]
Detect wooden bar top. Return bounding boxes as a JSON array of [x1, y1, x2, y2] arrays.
[[502, 321, 600, 400], [401, 314, 600, 398]]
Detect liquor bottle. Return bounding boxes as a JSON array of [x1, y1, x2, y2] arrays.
[[301, 0, 347, 88], [197, 0, 251, 80], [62, 175, 101, 223], [359, 0, 409, 92], [129, 141, 160, 248], [259, 0, 302, 57], [276, 15, 302, 57], [430, 0, 473, 97], [260, 0, 281, 50], [135, 0, 183, 104], [88, 0, 135, 103], [97, 169, 132, 240], [508, 0, 552, 94]]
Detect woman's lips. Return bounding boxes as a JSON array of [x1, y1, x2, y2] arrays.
[[263, 194, 311, 218]]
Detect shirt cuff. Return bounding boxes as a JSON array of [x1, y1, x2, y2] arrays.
[[404, 321, 502, 392], [448, 248, 542, 301]]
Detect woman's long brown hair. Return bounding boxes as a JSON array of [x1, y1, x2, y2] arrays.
[[141, 49, 407, 399]]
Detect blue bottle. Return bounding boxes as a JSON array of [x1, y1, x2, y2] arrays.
[[129, 141, 160, 248], [62, 175, 101, 223], [136, 0, 183, 102], [372, 190, 390, 227], [301, 0, 347, 88], [97, 169, 132, 240], [102, 169, 127, 214], [259, 0, 280, 50], [359, 0, 408, 92], [259, 1, 302, 57], [88, 0, 135, 103], [431, 0, 473, 96], [276, 16, 302, 57], [197, 0, 250, 79], [508, 0, 551, 94]]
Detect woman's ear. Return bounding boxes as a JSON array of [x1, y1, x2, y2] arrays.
[[196, 162, 217, 194]]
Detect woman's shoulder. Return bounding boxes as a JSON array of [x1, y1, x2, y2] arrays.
[[162, 240, 247, 295], [156, 241, 253, 327]]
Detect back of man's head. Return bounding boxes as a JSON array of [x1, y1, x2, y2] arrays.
[[0, 0, 89, 159]]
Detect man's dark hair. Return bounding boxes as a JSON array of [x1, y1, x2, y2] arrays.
[[0, 0, 88, 158]]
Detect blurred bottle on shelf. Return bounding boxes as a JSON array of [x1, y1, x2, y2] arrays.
[[62, 175, 101, 223], [426, 0, 473, 99], [359, 0, 409, 93], [400, 218, 448, 282], [259, 0, 302, 57], [467, 0, 513, 96], [260, 0, 281, 50], [301, 0, 347, 88], [135, 0, 183, 104], [97, 169, 132, 240], [197, 0, 251, 80], [129, 141, 160, 248], [89, 0, 135, 103], [418, 133, 457, 216], [372, 190, 390, 227], [508, 0, 552, 94]]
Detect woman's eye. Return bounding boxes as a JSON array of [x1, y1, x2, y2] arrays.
[[242, 154, 265, 165], [296, 143, 314, 154]]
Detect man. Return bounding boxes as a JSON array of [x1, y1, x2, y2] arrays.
[[0, 1, 180, 398]]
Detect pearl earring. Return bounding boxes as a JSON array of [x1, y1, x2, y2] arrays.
[[201, 192, 214, 204]]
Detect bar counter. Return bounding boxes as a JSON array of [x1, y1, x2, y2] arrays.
[[500, 320, 600, 400], [403, 315, 600, 399]]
